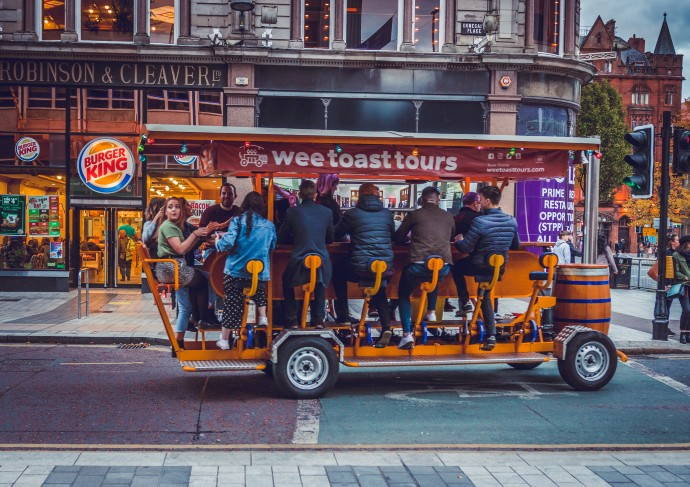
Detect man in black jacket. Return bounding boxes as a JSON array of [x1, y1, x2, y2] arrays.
[[277, 179, 334, 328], [333, 183, 395, 347], [454, 186, 519, 351], [451, 192, 481, 316]]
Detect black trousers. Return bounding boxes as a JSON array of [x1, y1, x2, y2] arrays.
[[282, 271, 326, 326], [332, 262, 391, 329]]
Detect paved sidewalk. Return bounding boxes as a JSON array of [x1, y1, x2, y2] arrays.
[[1, 450, 689, 486], [0, 287, 688, 354]]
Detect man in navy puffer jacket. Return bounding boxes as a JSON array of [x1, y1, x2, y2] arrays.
[[333, 183, 395, 347], [454, 186, 520, 351]]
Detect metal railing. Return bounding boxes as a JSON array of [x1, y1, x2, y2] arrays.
[[77, 268, 90, 318], [628, 257, 658, 290]]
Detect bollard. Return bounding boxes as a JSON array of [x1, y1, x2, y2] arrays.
[[77, 268, 90, 318]]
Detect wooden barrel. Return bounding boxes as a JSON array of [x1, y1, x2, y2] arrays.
[[553, 264, 611, 334]]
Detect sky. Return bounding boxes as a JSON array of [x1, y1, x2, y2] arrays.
[[580, 0, 690, 100]]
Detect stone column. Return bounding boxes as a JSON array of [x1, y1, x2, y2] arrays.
[[441, 0, 455, 52], [177, 0, 200, 45], [399, 0, 414, 51], [523, 0, 535, 53], [14, 0, 38, 41], [564, 0, 575, 57], [288, 0, 304, 48], [60, 0, 78, 42], [486, 69, 520, 135], [225, 65, 258, 127], [134, 0, 150, 44], [331, 0, 346, 50]]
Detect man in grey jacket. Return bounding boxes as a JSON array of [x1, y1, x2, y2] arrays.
[[393, 186, 455, 349], [454, 185, 520, 351], [553, 230, 572, 265]]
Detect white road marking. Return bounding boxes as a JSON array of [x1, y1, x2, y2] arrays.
[[291, 399, 320, 444], [626, 360, 690, 396]]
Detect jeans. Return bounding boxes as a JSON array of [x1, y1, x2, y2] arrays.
[[398, 263, 450, 333], [282, 271, 326, 326], [174, 287, 193, 334], [333, 263, 391, 329], [118, 259, 131, 280], [451, 258, 473, 303], [679, 287, 690, 331], [480, 288, 496, 336]]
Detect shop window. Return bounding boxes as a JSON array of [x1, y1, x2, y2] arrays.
[[304, 0, 332, 48], [81, 0, 134, 42], [28, 87, 77, 109], [146, 90, 189, 111], [533, 0, 562, 54], [413, 0, 441, 52], [86, 89, 134, 109], [0, 185, 66, 270], [0, 88, 17, 109], [199, 91, 222, 115], [150, 0, 175, 44], [42, 0, 66, 40], [346, 0, 398, 50], [517, 105, 568, 137]]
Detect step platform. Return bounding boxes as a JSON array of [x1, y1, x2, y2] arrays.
[[343, 352, 548, 368], [180, 359, 267, 372]]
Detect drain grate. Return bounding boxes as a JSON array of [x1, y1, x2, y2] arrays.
[[0, 298, 21, 302], [0, 358, 56, 367], [116, 343, 150, 349], [93, 310, 113, 313]]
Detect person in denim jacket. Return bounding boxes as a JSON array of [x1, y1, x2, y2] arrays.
[[212, 192, 277, 350]]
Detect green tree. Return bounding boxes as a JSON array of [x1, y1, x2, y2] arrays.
[[575, 81, 628, 203]]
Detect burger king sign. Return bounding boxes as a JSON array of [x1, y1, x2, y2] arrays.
[[77, 138, 135, 194], [15, 137, 40, 162]]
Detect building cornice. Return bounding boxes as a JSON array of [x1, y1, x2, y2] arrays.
[[0, 43, 596, 82]]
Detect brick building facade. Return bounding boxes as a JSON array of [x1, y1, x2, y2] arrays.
[[577, 14, 684, 251]]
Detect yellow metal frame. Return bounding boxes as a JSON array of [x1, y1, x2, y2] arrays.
[[300, 254, 322, 329], [353, 259, 388, 356]]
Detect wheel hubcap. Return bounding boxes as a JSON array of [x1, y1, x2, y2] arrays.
[[574, 341, 609, 382], [287, 347, 329, 390]]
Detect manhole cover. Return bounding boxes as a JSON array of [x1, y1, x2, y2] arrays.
[[0, 358, 56, 367]]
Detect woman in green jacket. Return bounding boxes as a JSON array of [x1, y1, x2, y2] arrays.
[[672, 235, 690, 344]]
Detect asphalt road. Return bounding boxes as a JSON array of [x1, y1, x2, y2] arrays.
[[1, 344, 689, 447]]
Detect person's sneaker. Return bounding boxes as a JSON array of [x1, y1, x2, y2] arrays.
[[216, 338, 230, 350], [398, 333, 415, 350], [480, 335, 496, 351], [424, 311, 437, 322], [444, 300, 456, 312], [186, 321, 198, 333], [455, 301, 473, 317], [667, 329, 676, 336], [375, 330, 392, 348]]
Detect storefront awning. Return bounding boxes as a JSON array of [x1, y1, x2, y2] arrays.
[[143, 125, 600, 180]]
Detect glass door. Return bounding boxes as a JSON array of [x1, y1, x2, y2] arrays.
[[79, 209, 107, 286], [77, 208, 143, 287], [115, 209, 143, 287]]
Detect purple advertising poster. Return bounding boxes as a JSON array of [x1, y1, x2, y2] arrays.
[[515, 161, 575, 247]]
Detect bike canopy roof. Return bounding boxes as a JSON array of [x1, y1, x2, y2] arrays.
[[143, 125, 600, 181]]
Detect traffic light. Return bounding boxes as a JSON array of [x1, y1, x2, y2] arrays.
[[673, 128, 690, 174], [623, 124, 654, 199]]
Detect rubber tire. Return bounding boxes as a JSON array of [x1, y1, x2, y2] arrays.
[[557, 331, 617, 391], [274, 337, 339, 399], [507, 361, 543, 370]]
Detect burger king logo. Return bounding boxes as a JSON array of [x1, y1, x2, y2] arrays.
[[174, 155, 197, 166], [77, 138, 135, 194], [15, 137, 40, 162]]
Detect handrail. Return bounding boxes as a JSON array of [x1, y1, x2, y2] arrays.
[[77, 267, 90, 319], [364, 259, 387, 297], [413, 257, 444, 331]]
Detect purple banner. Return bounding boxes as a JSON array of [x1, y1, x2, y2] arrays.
[[515, 161, 574, 245]]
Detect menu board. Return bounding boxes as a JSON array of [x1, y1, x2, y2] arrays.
[[0, 194, 26, 236], [27, 196, 61, 238]]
